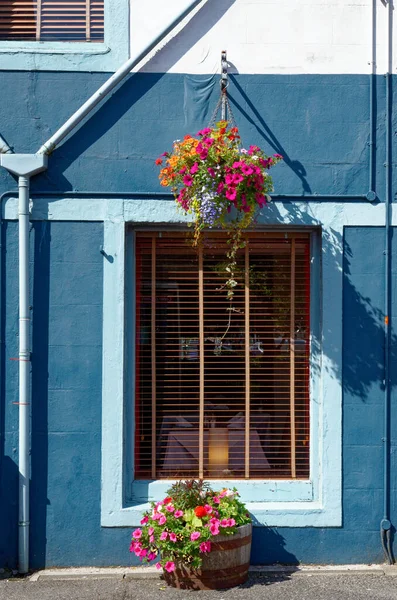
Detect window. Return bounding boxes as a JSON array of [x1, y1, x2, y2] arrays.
[[134, 231, 311, 481], [0, 0, 104, 42]]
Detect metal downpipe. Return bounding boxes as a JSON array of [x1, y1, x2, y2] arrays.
[[18, 176, 31, 574], [380, 0, 393, 565]]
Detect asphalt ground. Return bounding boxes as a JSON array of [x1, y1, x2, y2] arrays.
[[2, 572, 397, 600]]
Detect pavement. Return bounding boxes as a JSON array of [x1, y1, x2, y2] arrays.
[[1, 566, 397, 600]]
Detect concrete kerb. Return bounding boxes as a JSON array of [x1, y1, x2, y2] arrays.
[[24, 564, 396, 582]]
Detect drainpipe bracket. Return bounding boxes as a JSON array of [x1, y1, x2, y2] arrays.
[[381, 519, 391, 531], [0, 154, 48, 177]]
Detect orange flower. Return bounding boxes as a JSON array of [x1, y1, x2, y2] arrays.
[[160, 178, 170, 187]]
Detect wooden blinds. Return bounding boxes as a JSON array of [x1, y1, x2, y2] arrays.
[[0, 0, 104, 41], [135, 232, 311, 480]]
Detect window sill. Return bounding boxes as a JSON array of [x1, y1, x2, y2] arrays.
[[0, 42, 110, 55], [101, 500, 341, 529]]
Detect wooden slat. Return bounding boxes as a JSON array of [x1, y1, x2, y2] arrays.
[[245, 242, 250, 479], [290, 238, 296, 479], [199, 243, 204, 479], [151, 235, 156, 479], [0, 0, 104, 41]]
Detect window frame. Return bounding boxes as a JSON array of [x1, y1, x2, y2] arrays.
[[101, 218, 341, 527], [133, 231, 312, 482], [0, 0, 129, 71]]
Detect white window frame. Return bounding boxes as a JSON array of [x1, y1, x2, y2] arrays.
[[100, 200, 343, 529], [0, 0, 129, 71]]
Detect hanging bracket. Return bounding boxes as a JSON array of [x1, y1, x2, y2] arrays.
[[221, 50, 228, 92]]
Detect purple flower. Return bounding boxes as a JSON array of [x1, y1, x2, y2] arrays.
[[199, 193, 222, 226], [208, 167, 216, 177]]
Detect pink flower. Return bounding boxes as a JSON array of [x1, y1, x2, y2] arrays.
[[164, 561, 175, 573], [248, 145, 260, 155], [225, 188, 237, 201], [197, 127, 211, 136], [149, 535, 155, 543], [241, 164, 254, 176], [174, 510, 184, 518], [183, 175, 193, 187], [202, 137, 214, 147], [273, 153, 283, 159], [155, 562, 162, 570], [160, 531, 168, 541], [147, 552, 156, 561], [229, 518, 236, 526], [199, 541, 211, 553], [165, 504, 175, 513], [207, 167, 216, 177], [233, 173, 244, 184], [199, 150, 208, 161], [155, 501, 164, 510], [148, 527, 154, 536], [210, 524, 220, 536], [133, 529, 142, 539], [190, 531, 201, 541], [225, 174, 234, 185], [159, 515, 167, 526], [220, 519, 229, 527], [204, 505, 213, 515], [140, 515, 149, 525], [179, 166, 187, 174], [216, 182, 225, 194], [232, 161, 243, 169], [213, 496, 220, 504], [190, 162, 199, 174], [139, 548, 148, 559], [169, 533, 177, 542]]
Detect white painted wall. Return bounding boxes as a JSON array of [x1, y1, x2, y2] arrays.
[[130, 0, 394, 75]]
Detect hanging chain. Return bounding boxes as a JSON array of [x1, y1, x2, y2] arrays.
[[208, 50, 238, 131]]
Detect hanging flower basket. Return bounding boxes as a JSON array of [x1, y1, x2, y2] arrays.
[[156, 121, 282, 299], [130, 480, 252, 590]]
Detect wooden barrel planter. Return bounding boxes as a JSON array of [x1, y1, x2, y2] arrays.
[[162, 523, 252, 590]]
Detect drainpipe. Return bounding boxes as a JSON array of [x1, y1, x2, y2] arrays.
[[380, 0, 393, 565], [0, 155, 47, 574], [37, 0, 207, 155]]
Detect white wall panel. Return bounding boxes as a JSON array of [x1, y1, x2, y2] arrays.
[[130, 0, 394, 75]]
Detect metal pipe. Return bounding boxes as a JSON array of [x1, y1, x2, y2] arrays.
[[37, 0, 207, 155], [380, 0, 393, 566], [0, 190, 375, 202], [0, 135, 12, 155], [18, 176, 31, 574]]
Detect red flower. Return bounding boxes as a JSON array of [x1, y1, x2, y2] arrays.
[[194, 506, 207, 518], [155, 158, 163, 165], [164, 497, 172, 505]]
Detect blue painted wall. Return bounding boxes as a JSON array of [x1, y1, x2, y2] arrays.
[[0, 72, 390, 201], [0, 71, 395, 567]]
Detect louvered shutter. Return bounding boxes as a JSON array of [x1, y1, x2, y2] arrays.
[[0, 0, 104, 41], [135, 232, 311, 480]]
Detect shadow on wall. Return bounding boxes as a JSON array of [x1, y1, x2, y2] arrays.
[[254, 200, 394, 400]]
